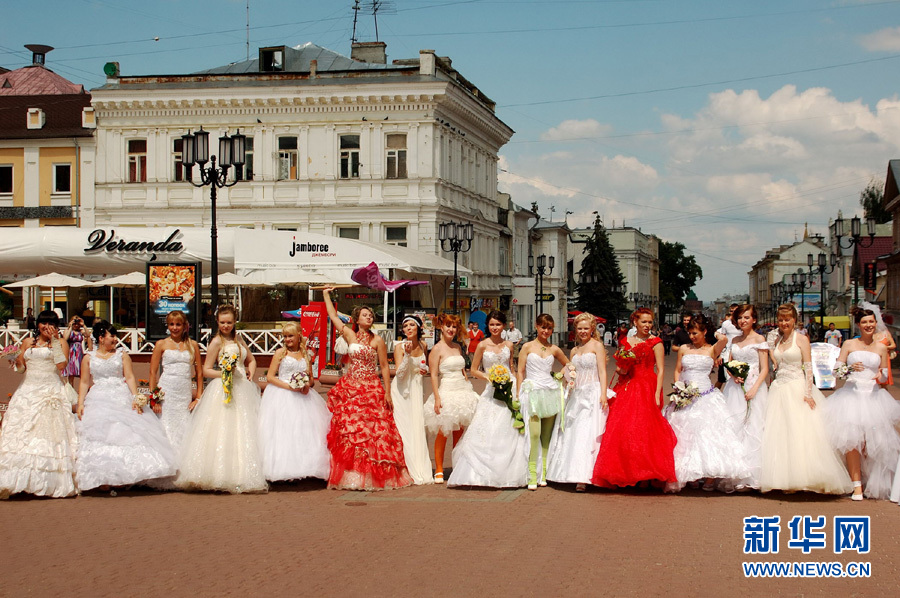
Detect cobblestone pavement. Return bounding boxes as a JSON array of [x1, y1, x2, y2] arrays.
[[1, 352, 899, 596]]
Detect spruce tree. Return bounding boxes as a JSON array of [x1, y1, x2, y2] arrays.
[[576, 214, 627, 325]]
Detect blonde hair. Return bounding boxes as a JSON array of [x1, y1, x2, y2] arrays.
[[573, 312, 601, 341], [776, 303, 798, 324], [280, 321, 308, 357], [166, 310, 194, 363]]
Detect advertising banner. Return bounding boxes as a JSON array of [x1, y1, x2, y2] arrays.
[[146, 262, 201, 341], [299, 302, 328, 376]]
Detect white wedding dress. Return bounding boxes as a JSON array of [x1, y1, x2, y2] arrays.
[[258, 355, 331, 482], [448, 347, 528, 488], [665, 354, 750, 492], [546, 351, 607, 485], [76, 350, 178, 491], [824, 351, 900, 499], [390, 350, 433, 485], [177, 342, 267, 493], [156, 349, 194, 456], [721, 341, 769, 489], [0, 347, 78, 498]]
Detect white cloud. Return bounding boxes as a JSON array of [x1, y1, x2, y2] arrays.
[[540, 119, 613, 142], [499, 84, 900, 300], [859, 26, 900, 51]]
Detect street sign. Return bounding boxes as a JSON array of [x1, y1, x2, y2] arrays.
[[451, 275, 469, 289], [535, 293, 555, 302]]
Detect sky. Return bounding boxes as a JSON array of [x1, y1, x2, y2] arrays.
[[3, 0, 900, 300]]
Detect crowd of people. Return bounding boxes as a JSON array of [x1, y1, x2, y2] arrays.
[[2, 294, 900, 505]]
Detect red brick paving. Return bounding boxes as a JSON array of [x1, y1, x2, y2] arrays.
[[1, 353, 899, 596]]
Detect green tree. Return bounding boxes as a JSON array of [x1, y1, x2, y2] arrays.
[[859, 180, 890, 224], [658, 240, 703, 322], [576, 215, 627, 324]]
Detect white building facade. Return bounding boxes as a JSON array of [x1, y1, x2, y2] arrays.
[[87, 42, 514, 312]]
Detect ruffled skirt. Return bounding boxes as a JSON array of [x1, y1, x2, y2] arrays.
[[0, 375, 78, 499], [521, 383, 564, 419], [176, 377, 267, 494], [259, 384, 331, 482], [327, 376, 412, 491], [823, 381, 900, 499], [77, 379, 177, 491], [721, 377, 768, 489], [665, 388, 751, 492], [423, 376, 479, 436]]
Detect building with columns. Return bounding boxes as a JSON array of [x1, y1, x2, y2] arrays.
[[88, 41, 514, 312]]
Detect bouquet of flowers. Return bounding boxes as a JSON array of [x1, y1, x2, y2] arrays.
[[288, 370, 310, 390], [219, 351, 240, 404], [614, 348, 637, 374], [2, 344, 21, 371], [149, 387, 165, 409], [488, 363, 524, 434], [833, 363, 852, 380], [724, 360, 752, 420], [133, 393, 149, 410], [668, 380, 700, 410]]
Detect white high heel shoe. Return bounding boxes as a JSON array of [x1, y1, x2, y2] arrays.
[[851, 481, 864, 501]]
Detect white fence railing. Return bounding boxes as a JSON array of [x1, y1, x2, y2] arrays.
[[1, 328, 286, 356]]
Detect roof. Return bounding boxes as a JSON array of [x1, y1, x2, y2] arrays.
[[857, 236, 893, 269], [885, 159, 900, 207], [197, 42, 408, 75], [0, 65, 84, 96], [0, 94, 93, 140]]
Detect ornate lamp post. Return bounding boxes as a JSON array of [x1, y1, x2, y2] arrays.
[[529, 253, 555, 316], [438, 221, 473, 315], [808, 252, 838, 327], [613, 283, 627, 326], [181, 127, 246, 309], [833, 215, 876, 307], [791, 271, 812, 325]]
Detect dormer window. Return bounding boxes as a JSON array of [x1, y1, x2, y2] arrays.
[[259, 46, 286, 72]]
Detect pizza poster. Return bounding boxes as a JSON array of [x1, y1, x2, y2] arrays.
[[146, 262, 201, 341]]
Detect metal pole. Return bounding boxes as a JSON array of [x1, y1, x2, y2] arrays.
[[853, 244, 859, 307], [209, 162, 219, 311], [453, 249, 459, 315]]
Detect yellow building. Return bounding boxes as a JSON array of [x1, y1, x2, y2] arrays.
[[0, 45, 95, 228]]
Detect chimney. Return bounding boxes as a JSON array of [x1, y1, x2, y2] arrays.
[[25, 44, 53, 66], [351, 41, 386, 64], [309, 59, 317, 78], [419, 49, 436, 76]]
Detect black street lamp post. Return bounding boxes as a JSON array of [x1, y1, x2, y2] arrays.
[[529, 253, 555, 316], [833, 216, 876, 308], [808, 252, 838, 327], [438, 221, 473, 315], [181, 127, 246, 311], [791, 271, 812, 325], [613, 283, 627, 326]]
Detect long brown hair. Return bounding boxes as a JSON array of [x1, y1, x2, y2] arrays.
[[214, 305, 248, 354]]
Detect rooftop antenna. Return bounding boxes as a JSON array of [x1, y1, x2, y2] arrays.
[[549, 206, 556, 222], [351, 0, 361, 44], [246, 0, 250, 62], [369, 1, 396, 42]]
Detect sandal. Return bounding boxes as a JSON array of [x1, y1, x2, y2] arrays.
[[433, 472, 444, 484]]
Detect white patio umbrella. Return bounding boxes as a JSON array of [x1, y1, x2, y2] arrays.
[[5, 272, 93, 313]]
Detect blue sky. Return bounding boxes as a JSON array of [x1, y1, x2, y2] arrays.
[[3, 0, 900, 300]]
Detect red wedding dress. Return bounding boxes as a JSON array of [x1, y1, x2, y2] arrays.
[[591, 336, 678, 488], [327, 335, 413, 490]]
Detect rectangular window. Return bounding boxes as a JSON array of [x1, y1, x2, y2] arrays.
[[52, 163, 72, 194], [338, 227, 360, 240], [242, 137, 254, 181], [499, 236, 510, 276], [172, 139, 192, 182], [385, 226, 407, 247], [340, 135, 360, 179], [128, 139, 147, 183], [0, 165, 12, 194], [278, 137, 298, 180], [385, 134, 407, 179]]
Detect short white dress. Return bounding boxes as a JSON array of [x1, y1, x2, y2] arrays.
[[423, 354, 479, 436], [76, 350, 178, 491], [448, 347, 528, 488], [665, 354, 750, 492], [258, 355, 331, 482], [546, 351, 607, 485], [823, 351, 900, 499]]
